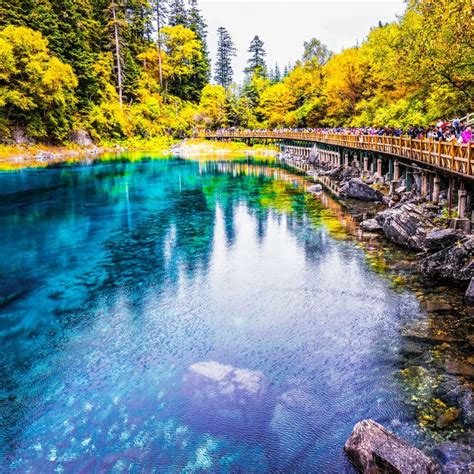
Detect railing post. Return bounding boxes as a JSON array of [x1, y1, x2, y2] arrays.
[[468, 143, 472, 176], [450, 141, 455, 171], [458, 181, 467, 219], [432, 175, 441, 205]]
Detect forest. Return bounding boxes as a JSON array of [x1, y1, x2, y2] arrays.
[[0, 0, 472, 145]]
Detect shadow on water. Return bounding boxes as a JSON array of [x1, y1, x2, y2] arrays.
[[0, 155, 472, 472]]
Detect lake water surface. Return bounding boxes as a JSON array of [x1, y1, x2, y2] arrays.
[[0, 156, 471, 472]]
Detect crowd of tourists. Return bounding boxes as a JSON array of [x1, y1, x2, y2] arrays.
[[210, 117, 473, 144]]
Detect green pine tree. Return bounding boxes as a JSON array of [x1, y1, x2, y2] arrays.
[[214, 27, 236, 89]]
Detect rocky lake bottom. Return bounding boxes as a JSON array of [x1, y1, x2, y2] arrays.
[[0, 155, 472, 472]]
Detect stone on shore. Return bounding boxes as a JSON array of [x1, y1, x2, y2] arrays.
[[360, 218, 383, 233], [376, 203, 435, 250], [424, 228, 463, 252], [420, 236, 474, 281], [340, 179, 384, 202], [344, 419, 440, 473], [464, 278, 474, 306], [307, 184, 323, 194], [182, 361, 269, 429]]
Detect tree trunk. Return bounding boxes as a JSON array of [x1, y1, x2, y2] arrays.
[[156, 3, 163, 88], [111, 1, 123, 108]]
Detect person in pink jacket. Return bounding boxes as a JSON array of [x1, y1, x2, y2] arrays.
[[461, 126, 472, 143]]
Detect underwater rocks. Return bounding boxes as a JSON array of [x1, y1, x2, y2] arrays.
[[434, 442, 474, 473], [421, 236, 474, 281], [182, 361, 270, 429], [269, 389, 331, 470], [344, 419, 440, 473], [340, 179, 384, 202], [375, 203, 435, 251]]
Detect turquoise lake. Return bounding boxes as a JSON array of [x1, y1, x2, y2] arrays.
[[0, 156, 467, 472]]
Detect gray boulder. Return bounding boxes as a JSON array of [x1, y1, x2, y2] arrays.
[[360, 218, 383, 233], [376, 203, 435, 250], [424, 228, 463, 252], [420, 236, 474, 281], [340, 179, 384, 202], [307, 184, 323, 194], [344, 419, 440, 473]]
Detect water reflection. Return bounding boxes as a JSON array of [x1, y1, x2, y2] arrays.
[[0, 157, 471, 472]]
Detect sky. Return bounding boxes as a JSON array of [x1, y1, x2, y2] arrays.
[[200, 0, 406, 83]]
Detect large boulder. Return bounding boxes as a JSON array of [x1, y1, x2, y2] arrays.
[[376, 203, 435, 250], [182, 361, 270, 430], [340, 179, 384, 202], [344, 419, 440, 473], [420, 236, 474, 281], [424, 228, 463, 252]]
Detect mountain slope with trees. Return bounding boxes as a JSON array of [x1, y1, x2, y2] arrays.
[[0, 0, 471, 145]]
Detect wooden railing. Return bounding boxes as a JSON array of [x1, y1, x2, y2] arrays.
[[201, 131, 474, 179]]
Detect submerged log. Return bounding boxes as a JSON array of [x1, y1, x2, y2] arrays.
[[344, 419, 440, 473]]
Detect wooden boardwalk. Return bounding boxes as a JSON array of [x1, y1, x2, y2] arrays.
[[202, 131, 474, 180]]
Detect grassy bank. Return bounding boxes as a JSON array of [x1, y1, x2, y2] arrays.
[[0, 136, 176, 171]]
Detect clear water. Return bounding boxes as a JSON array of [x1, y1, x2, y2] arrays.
[[0, 156, 434, 472]]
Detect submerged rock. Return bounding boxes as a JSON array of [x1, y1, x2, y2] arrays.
[[420, 236, 474, 281], [376, 203, 435, 251], [340, 179, 384, 202], [270, 389, 333, 469], [182, 361, 270, 430], [434, 442, 474, 473], [344, 419, 440, 473]]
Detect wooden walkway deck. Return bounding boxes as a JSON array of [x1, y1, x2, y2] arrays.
[[202, 131, 474, 180]]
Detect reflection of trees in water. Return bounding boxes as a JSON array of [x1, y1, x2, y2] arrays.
[[0, 158, 333, 451]]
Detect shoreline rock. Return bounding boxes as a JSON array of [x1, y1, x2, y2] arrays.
[[340, 178, 384, 202], [421, 236, 474, 281], [344, 419, 440, 473]]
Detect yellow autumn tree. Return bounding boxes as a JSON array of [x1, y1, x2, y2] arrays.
[[195, 84, 228, 129], [258, 82, 297, 127], [0, 25, 77, 141]]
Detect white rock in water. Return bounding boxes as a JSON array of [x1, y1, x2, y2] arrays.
[[183, 361, 269, 429]]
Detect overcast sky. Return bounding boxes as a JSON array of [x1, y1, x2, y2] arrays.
[[199, 0, 406, 83]]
